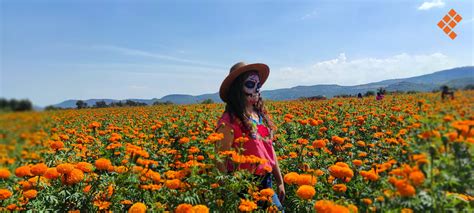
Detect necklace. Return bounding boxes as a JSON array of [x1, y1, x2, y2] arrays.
[[244, 113, 260, 139]]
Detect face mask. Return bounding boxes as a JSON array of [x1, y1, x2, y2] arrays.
[[243, 73, 261, 104]]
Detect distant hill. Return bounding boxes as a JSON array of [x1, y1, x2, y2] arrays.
[[52, 66, 473, 108]]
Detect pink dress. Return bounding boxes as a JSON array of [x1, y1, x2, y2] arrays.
[[216, 112, 276, 176]]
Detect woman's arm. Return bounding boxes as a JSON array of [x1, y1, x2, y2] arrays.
[[272, 146, 285, 203], [215, 124, 234, 173]]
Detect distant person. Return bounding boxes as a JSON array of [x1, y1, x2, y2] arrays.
[[441, 85, 454, 100], [376, 92, 384, 100], [357, 93, 363, 99], [215, 62, 285, 211]]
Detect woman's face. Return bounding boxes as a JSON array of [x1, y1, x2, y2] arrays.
[[243, 72, 261, 105]]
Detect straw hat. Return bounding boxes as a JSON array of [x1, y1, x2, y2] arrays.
[[219, 62, 270, 102]]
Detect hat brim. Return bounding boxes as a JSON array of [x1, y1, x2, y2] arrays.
[[219, 63, 269, 102]]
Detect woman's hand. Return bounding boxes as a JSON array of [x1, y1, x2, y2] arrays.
[[277, 182, 285, 204]]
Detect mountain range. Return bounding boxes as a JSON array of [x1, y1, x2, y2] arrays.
[[52, 66, 473, 108]]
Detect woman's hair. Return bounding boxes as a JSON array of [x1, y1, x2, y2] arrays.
[[224, 71, 276, 136]]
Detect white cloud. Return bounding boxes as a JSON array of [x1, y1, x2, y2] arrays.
[[301, 10, 317, 20], [91, 45, 226, 69], [267, 52, 459, 88], [461, 17, 474, 25], [417, 0, 445, 10]]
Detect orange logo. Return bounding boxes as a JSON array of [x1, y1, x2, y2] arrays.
[[438, 9, 463, 40]]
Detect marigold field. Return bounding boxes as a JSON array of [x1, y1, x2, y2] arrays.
[[1, 91, 473, 212]]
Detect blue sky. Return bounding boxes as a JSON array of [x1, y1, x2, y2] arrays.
[[1, 0, 473, 106]]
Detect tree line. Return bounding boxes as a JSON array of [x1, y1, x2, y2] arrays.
[[0, 98, 33, 112]]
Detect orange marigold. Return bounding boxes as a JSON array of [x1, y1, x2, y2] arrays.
[[0, 189, 13, 200], [362, 198, 372, 205], [56, 163, 75, 174], [283, 172, 299, 185], [314, 200, 334, 213], [296, 185, 316, 200], [409, 170, 425, 186], [50, 140, 64, 150], [128, 202, 147, 213], [328, 163, 353, 179], [95, 158, 112, 170], [165, 179, 181, 189], [296, 174, 317, 186], [260, 188, 274, 197], [239, 199, 257, 212], [313, 139, 327, 148], [352, 160, 363, 166], [0, 168, 11, 179], [75, 162, 95, 173], [23, 189, 38, 199], [15, 165, 32, 177], [192, 205, 209, 213], [394, 179, 416, 197], [44, 168, 60, 179], [31, 163, 48, 176], [360, 169, 379, 181], [331, 136, 345, 145], [332, 184, 347, 193], [175, 203, 193, 213], [65, 169, 84, 185]]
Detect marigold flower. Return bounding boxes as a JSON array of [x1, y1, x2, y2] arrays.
[[352, 160, 363, 166], [332, 184, 347, 193], [179, 137, 190, 144], [15, 165, 32, 177], [128, 202, 147, 213], [57, 163, 75, 174], [348, 204, 358, 213], [313, 139, 327, 148], [360, 169, 379, 181], [0, 189, 13, 200], [75, 162, 95, 173], [31, 163, 48, 176], [238, 199, 257, 212], [23, 189, 38, 199], [175, 203, 193, 213], [283, 172, 299, 185], [83, 185, 92, 193], [207, 132, 224, 143], [166, 179, 181, 189], [234, 136, 249, 144], [6, 204, 17, 211], [393, 179, 416, 197], [314, 200, 334, 212], [362, 198, 372, 205], [331, 136, 345, 145], [44, 168, 60, 179], [296, 174, 317, 186], [115, 166, 128, 174], [296, 185, 316, 200], [260, 188, 274, 197], [93, 200, 111, 210], [409, 170, 425, 186], [192, 205, 209, 213], [89, 121, 101, 129], [95, 158, 112, 170], [0, 168, 11, 179], [50, 140, 64, 150], [328, 163, 353, 179], [18, 180, 32, 190], [65, 169, 84, 185]]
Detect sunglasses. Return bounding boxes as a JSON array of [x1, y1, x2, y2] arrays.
[[244, 80, 262, 89]]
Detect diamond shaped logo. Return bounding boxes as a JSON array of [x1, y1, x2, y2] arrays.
[[438, 9, 462, 40]]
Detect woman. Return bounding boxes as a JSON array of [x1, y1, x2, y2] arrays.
[[215, 62, 285, 211]]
